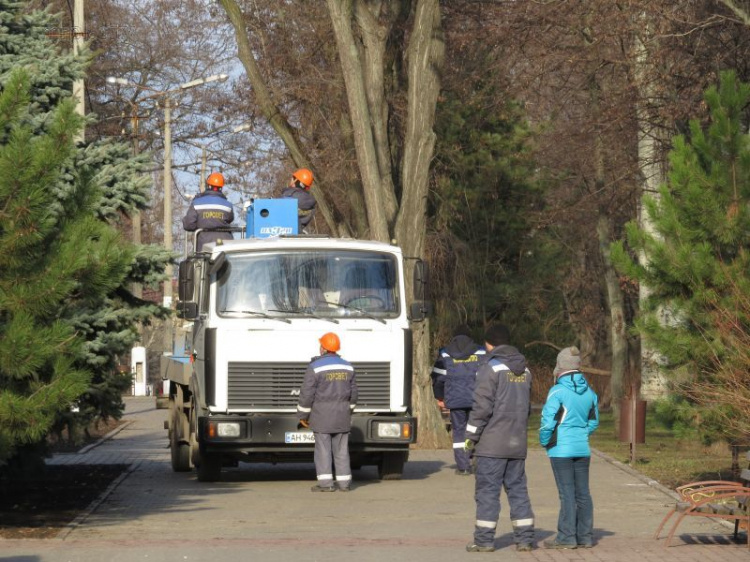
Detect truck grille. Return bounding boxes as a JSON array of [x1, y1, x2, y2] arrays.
[[227, 361, 390, 410]]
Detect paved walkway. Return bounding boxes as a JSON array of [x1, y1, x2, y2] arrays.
[[1, 397, 747, 562]]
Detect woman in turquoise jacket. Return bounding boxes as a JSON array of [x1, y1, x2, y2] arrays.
[[539, 347, 599, 549]]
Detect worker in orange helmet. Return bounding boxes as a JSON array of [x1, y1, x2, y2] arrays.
[[281, 168, 316, 233], [182, 172, 234, 250], [297, 332, 358, 492]]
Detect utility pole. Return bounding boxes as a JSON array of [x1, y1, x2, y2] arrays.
[[131, 110, 143, 299], [73, 0, 85, 143], [201, 146, 207, 192], [163, 97, 173, 309]]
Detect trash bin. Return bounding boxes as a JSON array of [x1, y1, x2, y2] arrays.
[[618, 399, 646, 443]]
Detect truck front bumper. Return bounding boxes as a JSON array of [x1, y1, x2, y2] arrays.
[[198, 414, 417, 456]]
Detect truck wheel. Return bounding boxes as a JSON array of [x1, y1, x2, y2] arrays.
[[169, 401, 192, 472], [196, 454, 222, 482], [170, 430, 192, 472], [377, 451, 408, 480]]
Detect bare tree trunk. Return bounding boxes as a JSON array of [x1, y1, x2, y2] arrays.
[[218, 0, 346, 237], [633, 23, 669, 402], [597, 211, 627, 411], [326, 0, 393, 242], [396, 0, 448, 449]]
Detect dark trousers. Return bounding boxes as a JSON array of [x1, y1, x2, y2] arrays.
[[313, 432, 352, 489], [473, 456, 535, 547], [549, 456, 593, 546], [450, 408, 471, 471]]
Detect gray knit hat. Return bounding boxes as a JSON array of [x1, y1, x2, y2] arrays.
[[554, 346, 581, 377]]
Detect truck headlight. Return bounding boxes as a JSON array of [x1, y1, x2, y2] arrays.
[[208, 421, 241, 438], [375, 422, 411, 440]]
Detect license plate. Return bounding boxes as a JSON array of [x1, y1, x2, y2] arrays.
[[285, 431, 315, 444]]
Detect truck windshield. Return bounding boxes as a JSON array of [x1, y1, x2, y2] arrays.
[[215, 250, 400, 319]]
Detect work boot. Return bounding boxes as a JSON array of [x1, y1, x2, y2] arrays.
[[455, 468, 473, 476], [516, 543, 534, 552], [311, 485, 336, 492], [465, 543, 495, 552]]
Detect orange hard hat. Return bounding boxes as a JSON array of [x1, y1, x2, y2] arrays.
[[206, 172, 225, 189], [292, 168, 314, 189], [319, 332, 340, 353]]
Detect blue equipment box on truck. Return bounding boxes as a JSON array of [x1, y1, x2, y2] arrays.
[[246, 198, 297, 237]]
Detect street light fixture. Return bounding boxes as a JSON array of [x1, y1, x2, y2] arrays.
[[105, 73, 229, 308]]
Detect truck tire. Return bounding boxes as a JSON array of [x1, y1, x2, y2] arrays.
[[170, 430, 192, 472], [196, 454, 222, 482], [377, 451, 408, 480], [169, 395, 192, 472]]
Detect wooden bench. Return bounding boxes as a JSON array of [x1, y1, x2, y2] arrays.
[[654, 451, 750, 548]]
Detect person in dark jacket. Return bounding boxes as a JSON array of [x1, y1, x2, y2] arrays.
[[539, 346, 599, 549], [182, 172, 235, 250], [431, 324, 486, 475], [464, 324, 535, 553], [281, 168, 316, 233], [297, 332, 358, 492]]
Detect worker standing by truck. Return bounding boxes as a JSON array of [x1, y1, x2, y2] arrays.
[[431, 324, 486, 475], [182, 172, 234, 250], [297, 332, 358, 492]]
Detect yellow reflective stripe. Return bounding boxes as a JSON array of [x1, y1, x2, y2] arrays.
[[476, 520, 496, 529], [512, 518, 534, 527]]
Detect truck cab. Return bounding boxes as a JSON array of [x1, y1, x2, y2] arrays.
[[165, 200, 428, 482]]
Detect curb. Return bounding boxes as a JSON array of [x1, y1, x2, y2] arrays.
[[77, 420, 134, 455], [55, 460, 141, 541], [591, 447, 737, 532], [591, 447, 680, 501]]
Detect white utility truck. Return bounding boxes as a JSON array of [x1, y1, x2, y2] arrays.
[[163, 200, 429, 482]]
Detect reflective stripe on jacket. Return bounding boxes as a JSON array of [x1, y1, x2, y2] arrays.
[[466, 345, 532, 459], [182, 190, 234, 248], [431, 339, 486, 409], [297, 353, 358, 434]]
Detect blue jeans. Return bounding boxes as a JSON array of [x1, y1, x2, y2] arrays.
[[549, 456, 593, 546]]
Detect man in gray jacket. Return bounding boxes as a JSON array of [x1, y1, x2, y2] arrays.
[[464, 324, 535, 552], [297, 332, 358, 492]]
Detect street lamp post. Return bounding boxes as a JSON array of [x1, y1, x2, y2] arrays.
[[106, 74, 229, 308]]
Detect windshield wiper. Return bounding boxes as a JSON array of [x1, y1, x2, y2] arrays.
[[268, 308, 339, 324], [321, 301, 386, 324], [220, 309, 291, 324]]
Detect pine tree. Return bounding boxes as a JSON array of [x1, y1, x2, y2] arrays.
[[0, 1, 171, 466], [611, 71, 750, 440], [431, 74, 561, 353]]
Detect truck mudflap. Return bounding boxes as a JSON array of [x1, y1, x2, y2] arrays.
[[197, 414, 417, 455]]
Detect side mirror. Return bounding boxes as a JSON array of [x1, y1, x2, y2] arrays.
[[209, 252, 227, 276], [410, 259, 431, 322], [410, 301, 433, 322], [177, 260, 198, 320], [178, 260, 195, 302], [413, 259, 429, 301], [177, 301, 198, 319]]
